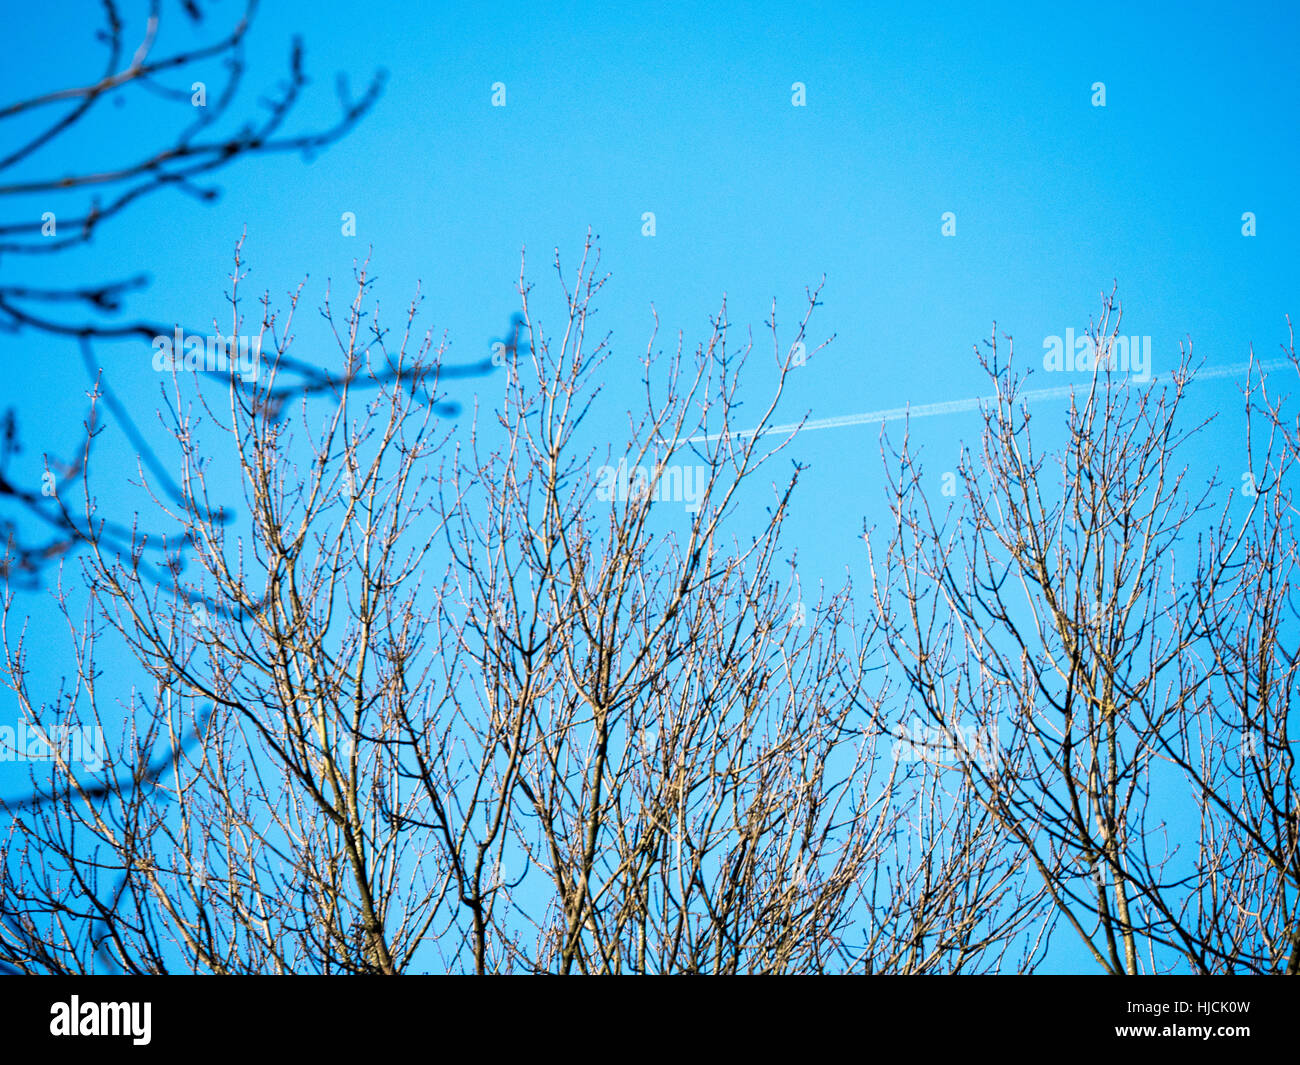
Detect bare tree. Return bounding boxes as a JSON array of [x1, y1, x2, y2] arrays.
[[867, 293, 1300, 973], [0, 0, 410, 588], [0, 236, 1037, 973]]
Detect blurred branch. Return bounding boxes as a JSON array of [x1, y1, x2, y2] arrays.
[[0, 0, 443, 588]]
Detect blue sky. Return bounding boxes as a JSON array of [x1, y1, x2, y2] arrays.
[[9, 0, 1294, 564], [1, 0, 1297, 972]]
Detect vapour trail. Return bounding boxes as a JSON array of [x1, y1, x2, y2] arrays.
[[688, 358, 1295, 445]]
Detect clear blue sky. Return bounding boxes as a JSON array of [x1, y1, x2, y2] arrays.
[[2, 0, 1297, 972]]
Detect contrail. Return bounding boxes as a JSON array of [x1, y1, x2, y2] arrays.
[[688, 358, 1294, 444]]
